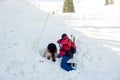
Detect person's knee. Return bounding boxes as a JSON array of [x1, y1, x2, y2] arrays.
[[60, 63, 71, 71], [60, 63, 66, 70], [60, 62, 64, 68]]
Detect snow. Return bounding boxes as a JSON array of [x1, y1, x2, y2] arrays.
[[0, 0, 120, 80]]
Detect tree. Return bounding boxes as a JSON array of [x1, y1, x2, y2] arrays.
[[63, 0, 75, 13], [105, 0, 114, 5]]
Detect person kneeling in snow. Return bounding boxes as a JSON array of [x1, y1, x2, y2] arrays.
[[44, 43, 57, 62], [57, 33, 76, 71]]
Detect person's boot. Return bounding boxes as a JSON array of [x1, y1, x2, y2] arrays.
[[71, 63, 77, 68]]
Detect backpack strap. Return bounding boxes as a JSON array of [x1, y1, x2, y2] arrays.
[[68, 39, 72, 48]]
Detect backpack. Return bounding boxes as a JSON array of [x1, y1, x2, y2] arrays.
[[69, 39, 76, 54], [65, 39, 76, 58]]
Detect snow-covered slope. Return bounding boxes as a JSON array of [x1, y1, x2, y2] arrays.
[[0, 0, 120, 80]]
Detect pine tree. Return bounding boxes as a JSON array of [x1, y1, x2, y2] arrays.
[[105, 0, 114, 5], [63, 0, 75, 13]]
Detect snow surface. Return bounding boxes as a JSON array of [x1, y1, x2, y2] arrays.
[[0, 0, 120, 80]]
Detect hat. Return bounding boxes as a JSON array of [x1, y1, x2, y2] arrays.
[[61, 33, 67, 39]]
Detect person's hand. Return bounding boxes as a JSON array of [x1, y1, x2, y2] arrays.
[[59, 44, 63, 47], [57, 54, 61, 58]]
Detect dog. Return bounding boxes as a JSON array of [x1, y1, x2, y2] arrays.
[[44, 43, 57, 62]]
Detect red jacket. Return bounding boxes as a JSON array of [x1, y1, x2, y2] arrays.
[[57, 35, 71, 56]]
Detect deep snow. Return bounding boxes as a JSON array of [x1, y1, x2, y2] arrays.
[[0, 0, 120, 80]]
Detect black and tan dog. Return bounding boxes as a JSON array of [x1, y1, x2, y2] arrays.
[[44, 43, 57, 62]]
